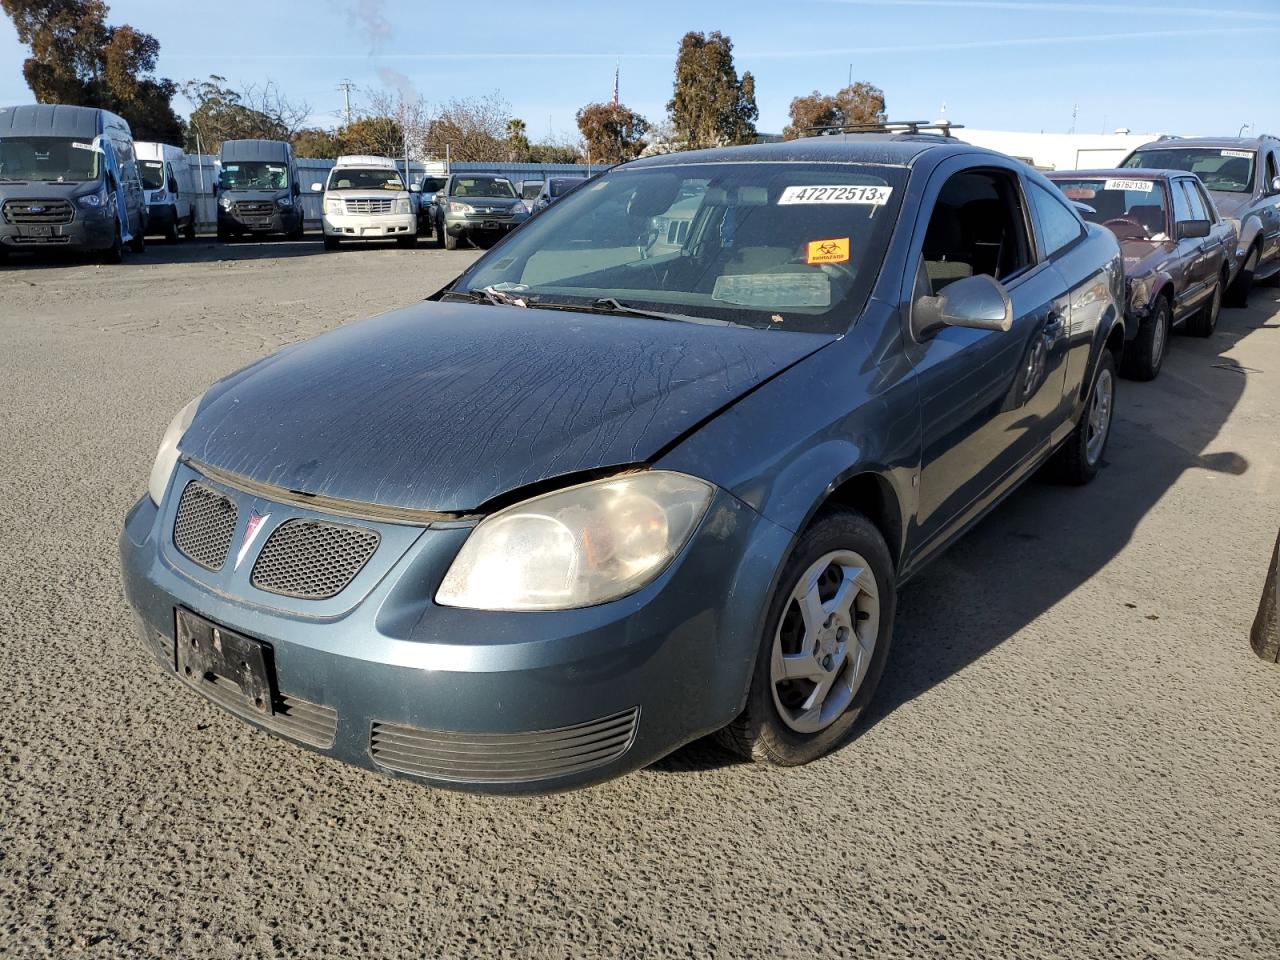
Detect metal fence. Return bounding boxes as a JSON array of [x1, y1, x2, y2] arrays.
[[187, 156, 600, 230]]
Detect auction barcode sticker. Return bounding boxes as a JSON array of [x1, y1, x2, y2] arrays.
[[1221, 149, 1253, 159], [71, 141, 94, 151], [1104, 179, 1154, 192], [778, 185, 892, 205]]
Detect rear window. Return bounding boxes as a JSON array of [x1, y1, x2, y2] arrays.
[[1051, 177, 1169, 241], [549, 178, 584, 197]]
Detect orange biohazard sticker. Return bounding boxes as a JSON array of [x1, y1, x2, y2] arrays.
[[807, 237, 850, 265]]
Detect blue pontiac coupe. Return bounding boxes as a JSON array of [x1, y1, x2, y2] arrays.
[[121, 134, 1124, 793]]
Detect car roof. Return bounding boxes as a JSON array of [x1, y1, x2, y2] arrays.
[[220, 139, 290, 161], [0, 103, 123, 139], [625, 134, 993, 170], [1049, 169, 1184, 181], [1130, 136, 1275, 151]]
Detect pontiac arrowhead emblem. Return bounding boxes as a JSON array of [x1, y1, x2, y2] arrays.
[[234, 511, 270, 570]]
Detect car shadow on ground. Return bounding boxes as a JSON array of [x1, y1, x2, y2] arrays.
[[652, 295, 1274, 775]]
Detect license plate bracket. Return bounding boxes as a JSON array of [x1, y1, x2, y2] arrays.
[[19, 225, 53, 238], [482, 220, 499, 229], [176, 609, 275, 715]]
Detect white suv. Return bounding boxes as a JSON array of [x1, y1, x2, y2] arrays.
[[316, 156, 416, 250]]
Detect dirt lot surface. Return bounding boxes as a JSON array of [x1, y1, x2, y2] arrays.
[[1, 238, 1278, 959]]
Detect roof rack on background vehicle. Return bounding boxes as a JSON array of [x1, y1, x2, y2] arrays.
[[805, 119, 966, 137]]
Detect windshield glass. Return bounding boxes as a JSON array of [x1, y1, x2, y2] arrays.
[[521, 181, 544, 199], [450, 176, 516, 198], [1051, 177, 1170, 241], [220, 161, 288, 191], [455, 162, 907, 334], [1123, 148, 1255, 193], [421, 176, 446, 194], [140, 160, 165, 190], [549, 178, 583, 198], [328, 168, 404, 191], [0, 136, 101, 182]]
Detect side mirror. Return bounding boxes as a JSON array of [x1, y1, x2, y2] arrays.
[[1177, 219, 1211, 240], [409, 183, 420, 193], [310, 182, 323, 193], [168, 178, 179, 195], [1271, 175, 1280, 195], [914, 274, 1014, 338], [293, 183, 301, 197]]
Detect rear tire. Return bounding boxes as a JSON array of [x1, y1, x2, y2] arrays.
[[164, 211, 180, 243], [1185, 272, 1224, 338], [183, 213, 196, 240], [716, 508, 896, 766], [1225, 245, 1258, 307], [1052, 348, 1116, 486], [1121, 296, 1169, 381]]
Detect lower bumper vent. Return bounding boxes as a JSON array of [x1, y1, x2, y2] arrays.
[[370, 707, 640, 784], [199, 673, 338, 748]]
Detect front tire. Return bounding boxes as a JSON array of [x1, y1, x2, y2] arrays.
[[183, 213, 196, 240], [322, 235, 340, 251], [443, 227, 460, 250], [128, 227, 145, 254], [102, 219, 124, 264], [1052, 348, 1117, 485], [1121, 296, 1169, 381], [717, 509, 896, 766], [1225, 245, 1258, 308]]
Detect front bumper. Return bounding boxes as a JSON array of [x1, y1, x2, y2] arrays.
[[218, 208, 299, 236], [0, 209, 116, 251], [323, 213, 416, 238], [146, 203, 177, 234], [119, 462, 788, 794], [444, 215, 526, 237]]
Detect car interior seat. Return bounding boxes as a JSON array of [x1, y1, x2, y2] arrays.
[[921, 204, 974, 293]]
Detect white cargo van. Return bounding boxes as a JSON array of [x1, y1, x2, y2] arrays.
[[315, 155, 416, 250], [136, 141, 196, 240]]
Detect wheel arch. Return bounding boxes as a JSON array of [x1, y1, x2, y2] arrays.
[[820, 471, 907, 572]]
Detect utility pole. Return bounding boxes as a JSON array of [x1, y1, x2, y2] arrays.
[[337, 80, 355, 125]]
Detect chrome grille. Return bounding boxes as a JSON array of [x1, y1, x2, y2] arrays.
[[232, 200, 275, 217], [371, 707, 640, 784], [345, 197, 394, 215], [3, 199, 74, 224], [172, 482, 238, 570], [250, 519, 379, 599]]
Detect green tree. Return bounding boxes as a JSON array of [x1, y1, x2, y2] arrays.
[[526, 141, 583, 164], [667, 31, 757, 149], [337, 115, 404, 158], [2, 0, 184, 142], [575, 102, 649, 164], [505, 118, 531, 161], [291, 127, 341, 159], [182, 76, 308, 153], [783, 82, 887, 140]]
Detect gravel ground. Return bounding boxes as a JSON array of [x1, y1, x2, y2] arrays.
[[1, 238, 1278, 960]]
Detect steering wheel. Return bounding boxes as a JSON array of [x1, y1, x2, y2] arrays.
[[1102, 216, 1147, 239]]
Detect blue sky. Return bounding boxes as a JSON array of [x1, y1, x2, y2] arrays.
[[1, 0, 1277, 139]]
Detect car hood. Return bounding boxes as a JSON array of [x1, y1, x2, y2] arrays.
[[1207, 192, 1251, 218], [0, 180, 102, 201], [181, 302, 835, 513], [451, 196, 524, 213], [1118, 238, 1177, 276]]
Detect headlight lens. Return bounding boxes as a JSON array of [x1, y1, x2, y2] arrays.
[[219, 196, 232, 210], [150, 189, 168, 203], [448, 201, 474, 214], [277, 196, 293, 208], [77, 192, 104, 208], [324, 197, 344, 215], [436, 471, 714, 611], [395, 198, 412, 214], [1127, 276, 1151, 311], [148, 394, 203, 504]]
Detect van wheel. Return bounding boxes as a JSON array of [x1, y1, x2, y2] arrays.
[[164, 217, 180, 243], [128, 229, 145, 253], [1186, 273, 1224, 337], [1052, 349, 1116, 485], [1225, 245, 1258, 307], [323, 236, 340, 251], [102, 220, 124, 264], [717, 508, 896, 766], [183, 214, 196, 240], [289, 218, 305, 241], [216, 224, 230, 243], [1121, 296, 1170, 380]]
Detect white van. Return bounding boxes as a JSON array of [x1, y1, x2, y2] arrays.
[[315, 155, 416, 250], [136, 141, 196, 241]]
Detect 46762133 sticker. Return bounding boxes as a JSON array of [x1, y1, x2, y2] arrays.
[[1103, 179, 1154, 192], [779, 184, 892, 205]]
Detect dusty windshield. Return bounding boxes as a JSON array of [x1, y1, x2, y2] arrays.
[[456, 162, 907, 334], [1123, 148, 1255, 193], [1053, 178, 1169, 241], [220, 161, 288, 191], [328, 168, 404, 191], [0, 136, 101, 182], [450, 176, 516, 198]]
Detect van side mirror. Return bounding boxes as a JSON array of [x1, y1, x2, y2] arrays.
[[1271, 175, 1280, 195], [168, 177, 179, 195], [914, 274, 1014, 338], [293, 183, 301, 197], [409, 183, 420, 193], [310, 182, 323, 192], [1176, 219, 1211, 240]]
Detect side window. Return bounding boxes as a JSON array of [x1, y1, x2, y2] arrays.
[[1171, 179, 1192, 223], [1266, 150, 1279, 190], [915, 168, 1032, 297], [1180, 181, 1208, 221], [1027, 180, 1084, 258]]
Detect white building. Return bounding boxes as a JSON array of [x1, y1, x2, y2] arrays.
[[960, 128, 1170, 171]]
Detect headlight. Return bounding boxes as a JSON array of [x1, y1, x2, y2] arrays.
[[448, 201, 474, 214], [1128, 276, 1151, 311], [148, 394, 204, 504], [219, 196, 232, 210], [395, 198, 412, 214], [150, 189, 168, 203], [324, 197, 344, 215], [436, 471, 714, 611], [77, 192, 105, 208], [277, 196, 293, 208]]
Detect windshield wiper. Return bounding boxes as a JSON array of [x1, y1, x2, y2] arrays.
[[585, 297, 739, 327], [439, 287, 529, 307]]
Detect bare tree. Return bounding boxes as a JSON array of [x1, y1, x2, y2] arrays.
[[423, 92, 512, 162]]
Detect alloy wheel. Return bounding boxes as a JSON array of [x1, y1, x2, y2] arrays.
[[1085, 367, 1114, 465], [770, 550, 880, 734]]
